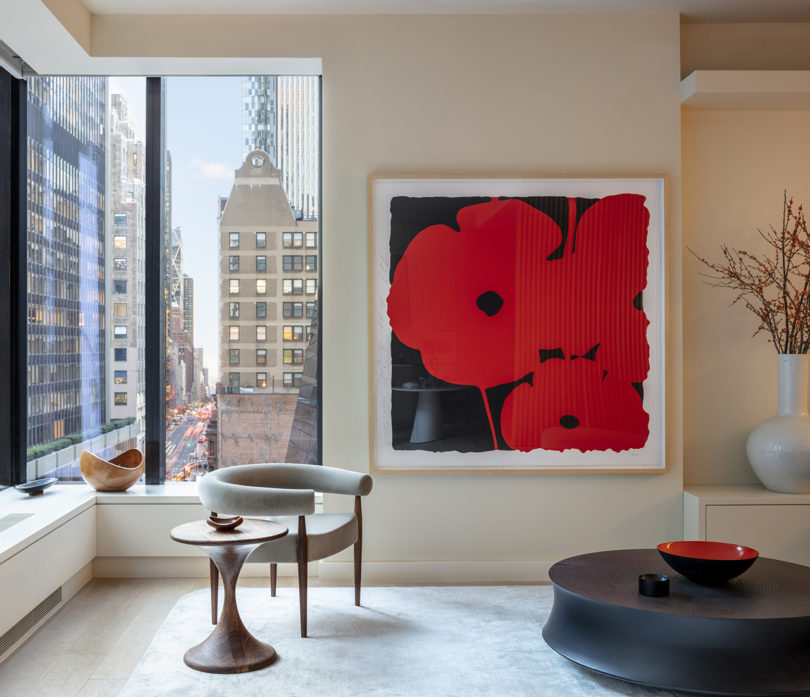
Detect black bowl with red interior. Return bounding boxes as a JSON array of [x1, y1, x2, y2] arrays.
[[657, 541, 759, 585]]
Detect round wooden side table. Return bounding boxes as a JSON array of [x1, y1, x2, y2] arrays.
[[170, 518, 288, 673]]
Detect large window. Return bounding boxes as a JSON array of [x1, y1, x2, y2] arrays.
[[1, 72, 322, 487], [21, 76, 146, 482]]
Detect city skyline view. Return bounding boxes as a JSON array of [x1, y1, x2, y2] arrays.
[[23, 73, 321, 482], [166, 76, 242, 379]]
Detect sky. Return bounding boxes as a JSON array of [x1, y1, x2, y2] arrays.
[[165, 76, 243, 381]]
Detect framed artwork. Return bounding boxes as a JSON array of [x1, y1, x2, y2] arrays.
[[369, 175, 667, 473]]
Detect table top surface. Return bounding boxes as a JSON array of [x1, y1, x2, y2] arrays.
[[170, 518, 288, 546], [549, 548, 810, 620]]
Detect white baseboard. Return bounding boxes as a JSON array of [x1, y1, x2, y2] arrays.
[[93, 557, 554, 584], [319, 560, 554, 585]]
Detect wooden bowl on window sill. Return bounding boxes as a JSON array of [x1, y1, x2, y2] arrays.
[[80, 449, 144, 492]]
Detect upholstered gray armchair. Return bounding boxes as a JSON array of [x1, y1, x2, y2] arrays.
[[197, 463, 373, 637]]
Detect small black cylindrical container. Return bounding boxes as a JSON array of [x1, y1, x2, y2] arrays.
[[638, 573, 669, 597]]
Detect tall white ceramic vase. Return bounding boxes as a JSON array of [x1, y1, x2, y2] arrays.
[[746, 353, 810, 493]]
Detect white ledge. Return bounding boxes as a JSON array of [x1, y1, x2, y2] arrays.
[[681, 70, 810, 111], [0, 480, 324, 565], [0, 482, 199, 565], [684, 484, 810, 505]]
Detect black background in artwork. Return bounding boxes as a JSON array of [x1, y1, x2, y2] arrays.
[[387, 194, 601, 453]]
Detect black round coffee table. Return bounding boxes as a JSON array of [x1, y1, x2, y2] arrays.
[[543, 549, 810, 696]]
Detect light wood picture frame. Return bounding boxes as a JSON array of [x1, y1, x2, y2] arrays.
[[369, 175, 667, 473]]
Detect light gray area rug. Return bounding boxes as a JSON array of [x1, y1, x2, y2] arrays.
[[119, 586, 684, 697]]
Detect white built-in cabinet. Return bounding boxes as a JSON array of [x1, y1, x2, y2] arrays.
[[684, 486, 810, 566]]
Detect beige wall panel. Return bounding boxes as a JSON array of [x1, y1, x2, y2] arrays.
[[682, 110, 810, 486], [77, 13, 683, 570]]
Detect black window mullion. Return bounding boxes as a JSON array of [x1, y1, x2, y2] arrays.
[[144, 77, 166, 484], [0, 67, 27, 487]]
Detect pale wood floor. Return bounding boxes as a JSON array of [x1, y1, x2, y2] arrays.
[[0, 576, 317, 697]]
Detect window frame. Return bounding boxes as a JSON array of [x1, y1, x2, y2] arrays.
[[0, 72, 323, 487], [283, 254, 303, 272]]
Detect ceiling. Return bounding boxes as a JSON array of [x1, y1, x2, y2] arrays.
[[78, 0, 810, 22]]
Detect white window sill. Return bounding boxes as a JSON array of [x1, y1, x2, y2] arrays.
[[0, 481, 323, 565]]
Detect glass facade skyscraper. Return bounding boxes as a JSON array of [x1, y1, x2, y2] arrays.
[[241, 76, 319, 221], [26, 76, 107, 448]]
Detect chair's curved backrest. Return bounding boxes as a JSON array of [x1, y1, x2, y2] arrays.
[[198, 463, 373, 517]]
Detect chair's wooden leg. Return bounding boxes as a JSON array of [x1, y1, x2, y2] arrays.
[[297, 515, 308, 638], [209, 557, 219, 625], [354, 496, 363, 606], [270, 563, 277, 597]]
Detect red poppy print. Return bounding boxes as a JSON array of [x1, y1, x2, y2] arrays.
[[387, 194, 650, 452]]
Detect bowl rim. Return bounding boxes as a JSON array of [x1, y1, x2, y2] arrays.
[[15, 476, 58, 490], [657, 540, 759, 561], [82, 448, 144, 472]]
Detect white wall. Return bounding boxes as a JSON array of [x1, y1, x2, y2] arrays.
[[8, 12, 685, 577]]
